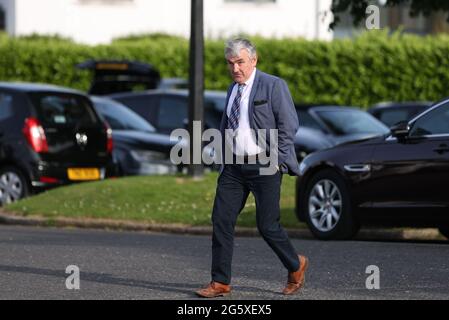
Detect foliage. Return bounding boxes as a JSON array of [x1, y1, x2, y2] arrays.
[[1, 31, 449, 107]]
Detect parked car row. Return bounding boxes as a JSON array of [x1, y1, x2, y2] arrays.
[[107, 87, 449, 240], [2, 70, 446, 240], [108, 90, 392, 163], [78, 59, 393, 162]]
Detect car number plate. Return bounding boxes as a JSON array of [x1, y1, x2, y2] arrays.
[[67, 168, 101, 181]]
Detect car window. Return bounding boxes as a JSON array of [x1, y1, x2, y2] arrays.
[[114, 95, 159, 124], [409, 106, 428, 119], [93, 98, 155, 132], [315, 109, 390, 136], [297, 110, 322, 131], [410, 102, 449, 136], [30, 93, 98, 127], [0, 93, 13, 121], [158, 96, 187, 131], [378, 108, 410, 127]]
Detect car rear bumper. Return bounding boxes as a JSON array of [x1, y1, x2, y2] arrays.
[[28, 160, 116, 189]]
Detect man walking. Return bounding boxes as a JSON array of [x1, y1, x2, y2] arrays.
[[196, 38, 308, 298]]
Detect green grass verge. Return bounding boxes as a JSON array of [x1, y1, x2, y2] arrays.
[[4, 172, 305, 229]]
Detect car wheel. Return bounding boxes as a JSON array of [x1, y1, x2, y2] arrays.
[[302, 169, 359, 240], [0, 166, 30, 206], [438, 227, 449, 240]]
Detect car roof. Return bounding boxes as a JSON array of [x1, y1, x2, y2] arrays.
[[296, 105, 364, 112], [295, 103, 331, 110], [108, 89, 227, 99], [369, 101, 433, 111], [90, 95, 120, 103], [159, 78, 188, 85], [0, 82, 84, 95], [76, 59, 159, 76]]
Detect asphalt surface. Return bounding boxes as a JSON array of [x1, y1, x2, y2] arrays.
[[0, 225, 448, 300]]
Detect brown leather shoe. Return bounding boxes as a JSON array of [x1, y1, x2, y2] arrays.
[[195, 281, 231, 298], [283, 255, 309, 295]]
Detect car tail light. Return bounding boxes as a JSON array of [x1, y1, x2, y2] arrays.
[[104, 121, 113, 154], [23, 117, 49, 153], [40, 176, 59, 184]]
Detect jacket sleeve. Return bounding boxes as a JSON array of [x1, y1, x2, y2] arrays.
[[271, 78, 299, 167]]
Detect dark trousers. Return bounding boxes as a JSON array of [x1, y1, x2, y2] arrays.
[[211, 163, 299, 285]]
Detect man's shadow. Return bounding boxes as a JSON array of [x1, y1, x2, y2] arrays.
[[0, 264, 279, 297]]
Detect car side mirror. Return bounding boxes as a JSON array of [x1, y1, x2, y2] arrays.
[[390, 121, 410, 139]]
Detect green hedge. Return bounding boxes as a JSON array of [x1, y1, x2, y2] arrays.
[[1, 30, 449, 108]]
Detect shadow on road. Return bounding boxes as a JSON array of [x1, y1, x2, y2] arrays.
[[0, 264, 279, 298]]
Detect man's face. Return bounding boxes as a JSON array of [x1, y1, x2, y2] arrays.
[[226, 49, 257, 84]]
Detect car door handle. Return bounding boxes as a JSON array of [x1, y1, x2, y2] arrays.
[[344, 164, 371, 172], [433, 144, 449, 154]]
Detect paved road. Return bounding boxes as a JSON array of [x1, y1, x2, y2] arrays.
[[0, 225, 448, 300]]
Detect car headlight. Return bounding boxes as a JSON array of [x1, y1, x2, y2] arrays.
[[130, 150, 168, 162]]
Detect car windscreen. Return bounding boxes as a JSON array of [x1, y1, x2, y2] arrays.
[[315, 109, 390, 136], [29, 93, 98, 127], [93, 98, 156, 132], [297, 110, 322, 131]]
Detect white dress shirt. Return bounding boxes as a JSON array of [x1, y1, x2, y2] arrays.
[[226, 68, 263, 156]]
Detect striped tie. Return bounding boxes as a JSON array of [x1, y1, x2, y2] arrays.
[[227, 84, 245, 130]]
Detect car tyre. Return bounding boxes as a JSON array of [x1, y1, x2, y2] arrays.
[[302, 169, 359, 240], [0, 166, 30, 206]]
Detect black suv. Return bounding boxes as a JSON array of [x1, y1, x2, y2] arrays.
[[0, 82, 114, 205]]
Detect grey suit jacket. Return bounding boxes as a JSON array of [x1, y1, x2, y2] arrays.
[[219, 69, 300, 176]]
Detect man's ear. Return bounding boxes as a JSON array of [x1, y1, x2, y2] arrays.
[[252, 55, 258, 67]]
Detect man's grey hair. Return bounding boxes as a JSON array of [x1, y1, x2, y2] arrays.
[[225, 38, 257, 59]]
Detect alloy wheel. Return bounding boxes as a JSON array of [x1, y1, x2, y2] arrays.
[[0, 171, 23, 205], [308, 179, 342, 232]]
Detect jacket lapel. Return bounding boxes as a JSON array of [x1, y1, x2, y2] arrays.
[[248, 69, 261, 129], [220, 82, 236, 133]]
